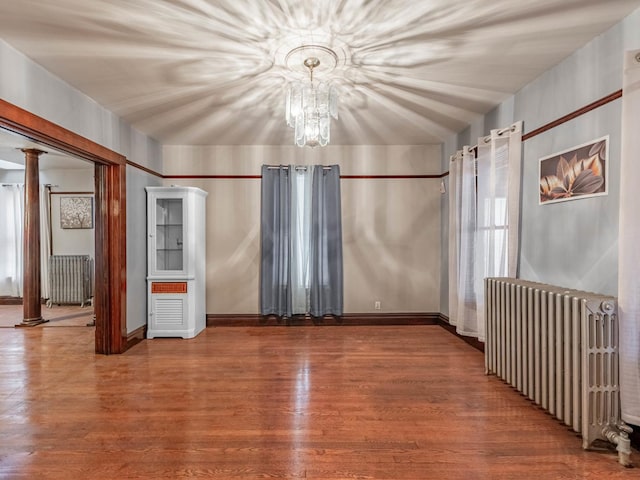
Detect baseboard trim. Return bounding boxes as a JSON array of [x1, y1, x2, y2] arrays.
[[341, 313, 439, 325], [437, 314, 485, 353], [207, 312, 440, 327], [0, 296, 22, 305], [0, 297, 50, 305], [125, 325, 147, 350]]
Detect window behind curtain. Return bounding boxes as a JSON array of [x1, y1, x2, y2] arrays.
[[449, 122, 522, 341], [290, 168, 312, 314], [260, 165, 343, 318], [0, 184, 24, 297]]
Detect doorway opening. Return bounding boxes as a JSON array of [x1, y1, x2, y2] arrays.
[[0, 99, 127, 354]]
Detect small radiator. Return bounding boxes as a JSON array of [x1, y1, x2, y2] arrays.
[[484, 277, 632, 466], [47, 255, 93, 307]]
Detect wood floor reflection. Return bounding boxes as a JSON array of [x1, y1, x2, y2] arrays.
[[0, 325, 635, 479], [0, 304, 94, 328]]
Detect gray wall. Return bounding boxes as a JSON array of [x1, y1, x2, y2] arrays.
[[126, 166, 162, 331], [1, 39, 162, 333], [45, 169, 95, 257], [441, 7, 640, 315], [163, 145, 443, 314]]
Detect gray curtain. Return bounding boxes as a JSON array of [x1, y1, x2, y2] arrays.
[[309, 165, 343, 317], [259, 164, 343, 318], [260, 165, 292, 317]]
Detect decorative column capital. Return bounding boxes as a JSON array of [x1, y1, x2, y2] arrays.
[[20, 147, 47, 155]]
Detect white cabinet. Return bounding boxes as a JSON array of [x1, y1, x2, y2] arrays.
[[146, 186, 207, 339]]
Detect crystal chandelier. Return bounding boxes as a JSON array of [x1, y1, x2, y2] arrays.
[[285, 56, 338, 147]]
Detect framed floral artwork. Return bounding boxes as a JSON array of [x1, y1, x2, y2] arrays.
[[539, 136, 608, 205], [60, 196, 93, 229]]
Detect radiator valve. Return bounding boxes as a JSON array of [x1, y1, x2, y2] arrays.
[[602, 424, 633, 467], [600, 301, 615, 314]]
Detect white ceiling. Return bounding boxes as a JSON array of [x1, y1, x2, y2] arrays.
[[1, 0, 639, 147], [0, 129, 92, 170]]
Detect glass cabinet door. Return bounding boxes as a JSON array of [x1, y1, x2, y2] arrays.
[[155, 198, 183, 271]]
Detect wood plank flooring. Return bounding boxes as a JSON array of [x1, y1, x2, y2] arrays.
[[0, 325, 636, 479], [0, 304, 94, 328]]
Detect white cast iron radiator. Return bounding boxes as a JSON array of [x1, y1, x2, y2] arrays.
[[484, 277, 633, 466], [47, 255, 93, 307]]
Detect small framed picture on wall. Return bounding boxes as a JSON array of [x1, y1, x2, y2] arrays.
[[539, 136, 608, 205], [60, 196, 93, 229]]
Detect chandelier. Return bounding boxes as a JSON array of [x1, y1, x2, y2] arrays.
[[285, 53, 338, 147]]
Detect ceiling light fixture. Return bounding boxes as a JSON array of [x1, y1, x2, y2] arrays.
[[285, 47, 338, 147]]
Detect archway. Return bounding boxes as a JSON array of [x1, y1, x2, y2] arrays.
[[1, 99, 127, 354]]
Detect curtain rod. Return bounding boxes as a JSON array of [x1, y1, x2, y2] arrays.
[[451, 124, 518, 159], [472, 125, 517, 151], [266, 165, 333, 171]]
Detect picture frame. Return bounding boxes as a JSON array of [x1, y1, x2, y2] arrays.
[[60, 196, 94, 229], [539, 135, 608, 205]]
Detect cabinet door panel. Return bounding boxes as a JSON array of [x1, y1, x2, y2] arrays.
[[154, 198, 184, 273], [153, 296, 185, 327]]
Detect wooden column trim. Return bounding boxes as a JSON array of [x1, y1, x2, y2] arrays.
[[94, 164, 126, 354], [0, 100, 125, 166], [94, 163, 127, 354], [18, 149, 47, 326]]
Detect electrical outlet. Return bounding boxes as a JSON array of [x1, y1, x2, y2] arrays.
[[374, 301, 381, 310]]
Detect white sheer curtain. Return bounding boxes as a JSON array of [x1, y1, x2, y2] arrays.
[[474, 122, 523, 338], [449, 146, 478, 337], [0, 183, 52, 299], [290, 167, 312, 314], [448, 122, 522, 341], [447, 152, 461, 328], [40, 184, 52, 300], [0, 184, 25, 297], [619, 49, 640, 426]]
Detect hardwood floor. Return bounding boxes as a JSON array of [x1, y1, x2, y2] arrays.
[[0, 325, 635, 479], [0, 304, 94, 328]]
